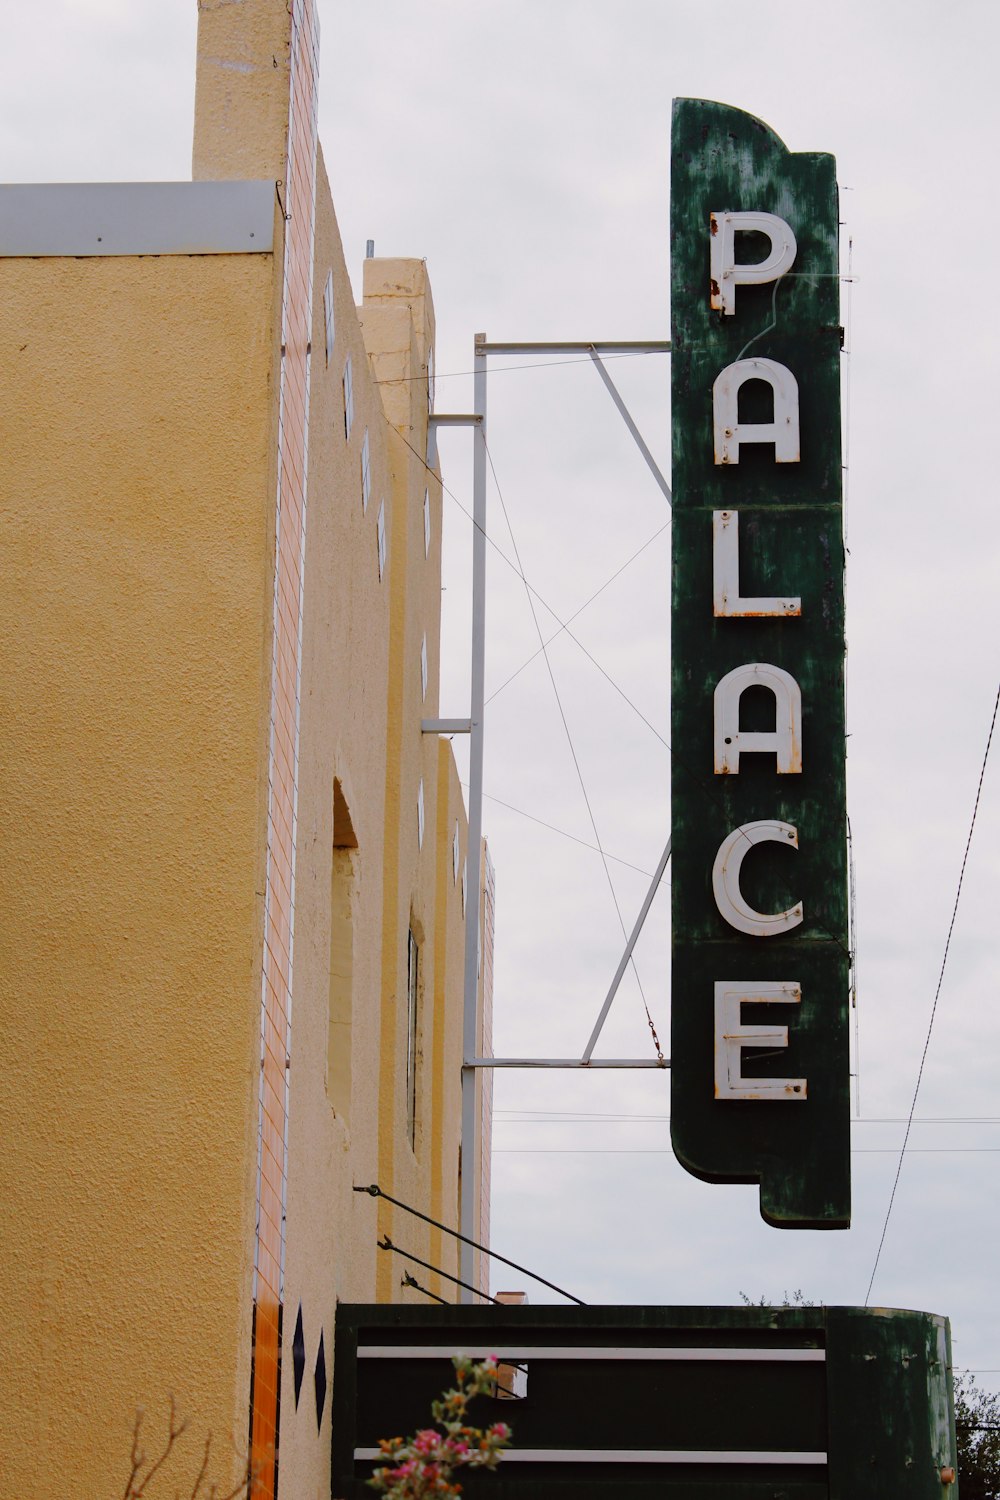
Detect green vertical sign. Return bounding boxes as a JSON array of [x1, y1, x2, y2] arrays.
[[670, 99, 850, 1227]]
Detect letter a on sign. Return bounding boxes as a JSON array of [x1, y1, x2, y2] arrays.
[[670, 98, 850, 1229]]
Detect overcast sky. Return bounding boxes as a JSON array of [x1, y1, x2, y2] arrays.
[[7, 0, 1000, 1392]]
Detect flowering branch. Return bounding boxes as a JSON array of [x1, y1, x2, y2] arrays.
[[368, 1357, 512, 1498]]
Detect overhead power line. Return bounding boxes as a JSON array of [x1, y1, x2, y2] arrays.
[[865, 679, 1000, 1306], [494, 1110, 1000, 1122], [493, 1147, 1000, 1156]]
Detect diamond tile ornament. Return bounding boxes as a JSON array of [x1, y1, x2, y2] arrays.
[[314, 1329, 327, 1430], [291, 1304, 305, 1409]]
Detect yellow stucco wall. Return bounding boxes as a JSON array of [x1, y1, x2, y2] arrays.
[[276, 202, 473, 1491], [193, 0, 294, 182], [275, 149, 392, 1494], [0, 251, 278, 1498], [358, 263, 466, 1307], [1, 6, 483, 1498]]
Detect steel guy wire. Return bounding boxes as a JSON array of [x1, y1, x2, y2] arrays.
[[864, 677, 1000, 1307], [384, 414, 670, 753], [485, 521, 671, 708], [484, 437, 665, 1064], [379, 1234, 501, 1304], [467, 784, 656, 878], [402, 1271, 450, 1305], [386, 408, 851, 960], [387, 410, 852, 966], [354, 1182, 585, 1304], [375, 348, 664, 386]]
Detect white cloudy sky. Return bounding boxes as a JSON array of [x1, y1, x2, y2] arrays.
[[7, 0, 1000, 1390]]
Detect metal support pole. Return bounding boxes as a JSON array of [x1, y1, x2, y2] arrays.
[[427, 412, 482, 472], [421, 718, 472, 735], [477, 340, 670, 356], [581, 836, 672, 1062], [587, 348, 672, 506], [465, 1057, 670, 1069], [459, 334, 488, 1301]]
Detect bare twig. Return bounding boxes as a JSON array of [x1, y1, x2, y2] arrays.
[[190, 1433, 211, 1499], [125, 1395, 188, 1498], [123, 1399, 253, 1500], [215, 1474, 253, 1500], [123, 1410, 146, 1500]]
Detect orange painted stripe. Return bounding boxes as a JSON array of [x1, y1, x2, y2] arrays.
[[249, 2, 319, 1496]]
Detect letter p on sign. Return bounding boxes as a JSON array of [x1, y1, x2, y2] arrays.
[[710, 211, 797, 316]]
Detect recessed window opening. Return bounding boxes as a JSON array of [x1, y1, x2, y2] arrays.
[[406, 927, 420, 1149], [423, 489, 431, 558], [327, 778, 358, 1125], [323, 271, 335, 364], [343, 355, 354, 440], [361, 428, 371, 513], [377, 499, 387, 579]]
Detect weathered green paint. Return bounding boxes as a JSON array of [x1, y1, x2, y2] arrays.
[[331, 1304, 957, 1499], [825, 1307, 956, 1496], [670, 98, 850, 1226]]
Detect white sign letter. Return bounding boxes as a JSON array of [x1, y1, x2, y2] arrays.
[[713, 510, 801, 617], [714, 981, 807, 1100], [712, 821, 803, 936], [714, 663, 802, 775], [709, 211, 797, 317], [713, 359, 800, 465]]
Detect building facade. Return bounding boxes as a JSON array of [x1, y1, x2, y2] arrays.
[[0, 3, 490, 1497]]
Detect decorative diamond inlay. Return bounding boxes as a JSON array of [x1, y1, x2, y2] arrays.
[[291, 1303, 305, 1409], [314, 1329, 328, 1430]]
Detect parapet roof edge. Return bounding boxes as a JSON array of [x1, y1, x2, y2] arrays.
[[0, 180, 275, 257]]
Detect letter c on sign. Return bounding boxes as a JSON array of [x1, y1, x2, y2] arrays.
[[712, 821, 803, 936]]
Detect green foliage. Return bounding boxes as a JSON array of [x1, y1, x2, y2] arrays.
[[368, 1357, 512, 1499], [737, 1289, 815, 1308], [955, 1375, 1000, 1500]]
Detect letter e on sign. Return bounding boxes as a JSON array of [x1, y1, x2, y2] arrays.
[[714, 981, 806, 1100]]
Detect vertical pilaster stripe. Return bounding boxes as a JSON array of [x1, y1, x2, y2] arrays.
[[250, 2, 319, 1494]]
